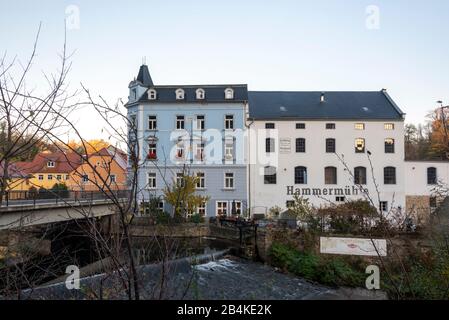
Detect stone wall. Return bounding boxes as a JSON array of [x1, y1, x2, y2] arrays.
[[406, 195, 431, 225]]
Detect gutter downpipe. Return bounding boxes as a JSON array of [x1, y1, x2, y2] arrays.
[[245, 102, 254, 220]]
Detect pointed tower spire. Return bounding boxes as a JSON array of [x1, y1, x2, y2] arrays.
[[136, 64, 153, 87]]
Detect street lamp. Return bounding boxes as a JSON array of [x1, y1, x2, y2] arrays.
[[436, 100, 449, 159]]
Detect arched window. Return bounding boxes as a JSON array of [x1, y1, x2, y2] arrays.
[[148, 88, 157, 100], [264, 166, 277, 184], [355, 138, 365, 153], [384, 167, 396, 185], [385, 138, 395, 153], [296, 138, 306, 153], [427, 167, 437, 185], [354, 167, 367, 185], [224, 88, 234, 100], [175, 88, 185, 100], [196, 88, 205, 100], [266, 138, 275, 153], [324, 166, 337, 185], [326, 138, 336, 153], [295, 166, 307, 184]]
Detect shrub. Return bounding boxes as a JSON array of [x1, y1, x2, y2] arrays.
[[189, 213, 204, 224], [269, 242, 365, 287]]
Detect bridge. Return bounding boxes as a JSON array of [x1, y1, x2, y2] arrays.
[[0, 190, 129, 230]]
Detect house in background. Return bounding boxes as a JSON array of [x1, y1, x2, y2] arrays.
[[0, 161, 30, 192], [14, 152, 83, 191], [67, 146, 128, 191]]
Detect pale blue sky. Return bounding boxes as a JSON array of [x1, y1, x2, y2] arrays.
[[1, 0, 449, 139]]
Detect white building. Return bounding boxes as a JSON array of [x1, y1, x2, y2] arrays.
[[247, 90, 407, 215]]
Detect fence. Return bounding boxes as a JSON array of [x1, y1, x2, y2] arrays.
[[1, 189, 131, 207]]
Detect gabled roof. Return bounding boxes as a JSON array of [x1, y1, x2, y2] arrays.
[[0, 161, 28, 178], [248, 90, 405, 120], [90, 146, 127, 170], [15, 152, 84, 174]]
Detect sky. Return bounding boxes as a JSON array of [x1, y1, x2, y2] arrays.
[[1, 0, 449, 140]]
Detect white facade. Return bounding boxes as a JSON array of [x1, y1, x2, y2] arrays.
[[405, 161, 449, 196], [249, 119, 406, 214]]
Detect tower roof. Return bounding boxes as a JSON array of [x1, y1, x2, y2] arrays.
[[136, 64, 153, 86]]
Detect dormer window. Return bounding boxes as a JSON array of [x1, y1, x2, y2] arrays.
[[148, 89, 157, 100], [196, 88, 205, 100], [47, 161, 55, 168], [224, 88, 234, 100], [176, 88, 185, 100]]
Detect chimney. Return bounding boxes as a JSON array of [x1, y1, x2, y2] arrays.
[[320, 92, 325, 103]]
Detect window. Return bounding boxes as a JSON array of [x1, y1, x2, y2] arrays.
[[430, 197, 437, 209], [354, 167, 367, 185], [336, 196, 346, 202], [355, 123, 365, 130], [196, 115, 205, 130], [380, 201, 388, 212], [326, 138, 336, 153], [56, 175, 62, 180], [132, 88, 137, 100], [196, 143, 205, 161], [148, 143, 157, 160], [110, 175, 116, 183], [196, 172, 205, 189], [384, 123, 395, 130], [427, 167, 437, 185], [196, 88, 205, 100], [286, 201, 295, 208], [176, 116, 186, 130], [176, 142, 184, 159], [216, 201, 228, 216], [65, 175, 70, 180], [224, 172, 234, 189], [326, 123, 336, 129], [382, 138, 394, 153], [224, 139, 234, 161], [225, 115, 234, 130], [147, 172, 156, 189], [264, 166, 277, 184], [231, 201, 242, 215], [176, 173, 185, 187], [266, 138, 275, 153], [295, 166, 307, 184], [384, 167, 396, 185], [82, 175, 88, 183], [325, 167, 337, 185], [224, 88, 234, 100], [265, 123, 275, 129], [148, 115, 157, 130], [296, 123, 305, 129], [175, 88, 185, 100], [48, 175, 53, 180], [296, 138, 306, 153], [38, 175, 44, 180], [47, 161, 55, 168], [355, 138, 365, 153], [196, 201, 207, 216], [148, 89, 157, 100]]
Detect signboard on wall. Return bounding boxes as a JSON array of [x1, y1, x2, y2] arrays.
[[279, 138, 291, 153], [320, 237, 387, 257]]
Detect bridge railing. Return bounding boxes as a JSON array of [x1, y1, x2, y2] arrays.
[[1, 189, 131, 208]]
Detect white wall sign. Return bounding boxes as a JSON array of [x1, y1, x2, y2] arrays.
[[279, 138, 291, 153], [320, 237, 387, 257]]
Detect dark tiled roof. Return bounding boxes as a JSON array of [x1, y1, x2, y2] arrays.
[[139, 85, 248, 103], [248, 90, 404, 120], [136, 65, 153, 86]]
